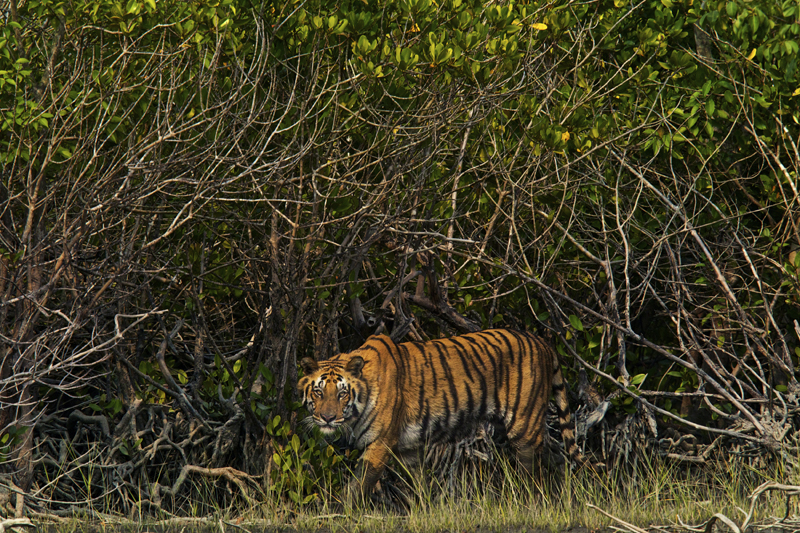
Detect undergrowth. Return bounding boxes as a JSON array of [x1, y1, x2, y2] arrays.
[[39, 450, 797, 533], [286, 451, 795, 532]]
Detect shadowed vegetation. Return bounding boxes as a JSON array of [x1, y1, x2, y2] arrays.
[[0, 0, 799, 522]]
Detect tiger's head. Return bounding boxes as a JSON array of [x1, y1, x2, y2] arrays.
[[298, 355, 366, 435]]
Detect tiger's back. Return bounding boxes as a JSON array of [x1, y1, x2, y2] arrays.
[[298, 328, 581, 497]]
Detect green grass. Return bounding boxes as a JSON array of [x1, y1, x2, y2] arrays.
[[284, 452, 797, 533], [38, 451, 798, 533]]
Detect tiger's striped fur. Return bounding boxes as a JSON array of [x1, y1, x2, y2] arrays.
[[298, 328, 582, 497]]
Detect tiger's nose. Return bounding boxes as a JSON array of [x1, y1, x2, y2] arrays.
[[321, 414, 335, 424]]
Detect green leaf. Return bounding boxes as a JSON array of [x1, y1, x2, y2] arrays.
[[569, 315, 584, 331]]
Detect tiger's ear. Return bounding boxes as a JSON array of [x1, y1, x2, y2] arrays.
[[299, 357, 319, 375], [346, 356, 365, 379]]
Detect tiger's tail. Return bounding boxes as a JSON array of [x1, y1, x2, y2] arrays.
[[551, 361, 588, 468]]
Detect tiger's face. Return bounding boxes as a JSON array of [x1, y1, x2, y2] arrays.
[[298, 356, 366, 435]]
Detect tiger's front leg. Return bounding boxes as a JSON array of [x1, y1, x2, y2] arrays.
[[346, 441, 392, 505]]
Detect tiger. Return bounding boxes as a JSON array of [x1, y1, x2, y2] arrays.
[[297, 328, 584, 499]]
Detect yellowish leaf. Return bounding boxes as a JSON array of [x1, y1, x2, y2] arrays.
[[746, 48, 756, 61], [561, 131, 570, 142], [532, 23, 547, 30]]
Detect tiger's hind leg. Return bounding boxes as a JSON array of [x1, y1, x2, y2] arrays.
[[510, 433, 548, 480], [506, 393, 549, 475], [513, 443, 539, 474]]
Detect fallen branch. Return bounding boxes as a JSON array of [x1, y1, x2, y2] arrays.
[[587, 503, 650, 533], [741, 481, 800, 529], [0, 518, 37, 533], [701, 514, 742, 533], [157, 465, 260, 507]]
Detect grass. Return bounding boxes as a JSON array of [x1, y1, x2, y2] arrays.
[[36, 451, 799, 533], [282, 451, 797, 533]]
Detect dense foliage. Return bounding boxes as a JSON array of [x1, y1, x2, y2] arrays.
[[0, 0, 798, 515]]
